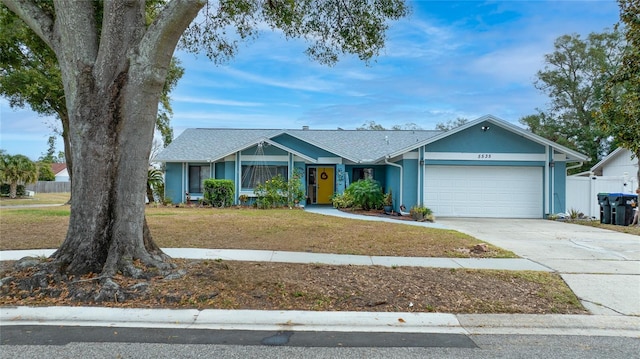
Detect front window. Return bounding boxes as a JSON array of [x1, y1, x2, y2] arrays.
[[353, 168, 374, 181], [189, 165, 210, 193], [241, 165, 288, 189]]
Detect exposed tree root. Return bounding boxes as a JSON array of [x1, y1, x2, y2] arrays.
[[1, 255, 187, 305]]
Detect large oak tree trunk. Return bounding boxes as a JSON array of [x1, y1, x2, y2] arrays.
[[52, 62, 165, 277], [43, 0, 204, 277]]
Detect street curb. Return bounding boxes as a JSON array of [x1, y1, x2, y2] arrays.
[[1, 307, 465, 334], [458, 314, 640, 337], [2, 307, 639, 337]]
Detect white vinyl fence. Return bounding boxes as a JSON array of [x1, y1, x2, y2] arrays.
[[566, 175, 637, 218]]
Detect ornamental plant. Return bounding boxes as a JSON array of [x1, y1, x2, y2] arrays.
[[286, 168, 305, 207], [345, 179, 383, 211], [254, 175, 287, 209], [203, 179, 235, 208], [410, 205, 434, 222]]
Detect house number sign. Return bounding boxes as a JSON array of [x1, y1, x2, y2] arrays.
[[477, 154, 492, 159]]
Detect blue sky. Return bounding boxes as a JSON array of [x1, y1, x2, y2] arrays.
[[0, 0, 622, 160]]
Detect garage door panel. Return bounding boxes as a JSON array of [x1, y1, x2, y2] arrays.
[[424, 166, 543, 218]]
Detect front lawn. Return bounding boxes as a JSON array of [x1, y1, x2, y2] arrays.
[[0, 206, 516, 258], [0, 206, 589, 314]]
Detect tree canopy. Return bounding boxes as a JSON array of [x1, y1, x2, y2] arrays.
[[598, 0, 640, 184], [435, 117, 468, 131], [0, 152, 38, 198], [0, 2, 185, 175], [0, 0, 409, 285], [356, 121, 423, 130], [520, 29, 625, 172]]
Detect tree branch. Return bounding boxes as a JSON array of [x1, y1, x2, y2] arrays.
[[1, 0, 55, 49], [137, 0, 206, 82], [53, 0, 98, 67]]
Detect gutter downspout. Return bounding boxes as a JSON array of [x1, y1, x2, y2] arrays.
[[385, 157, 403, 210], [544, 146, 550, 216], [566, 162, 584, 173], [418, 147, 423, 206]]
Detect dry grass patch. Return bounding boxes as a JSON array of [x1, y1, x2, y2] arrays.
[[0, 206, 589, 314], [0, 259, 586, 314], [0, 192, 70, 207], [566, 220, 640, 236], [145, 207, 514, 258], [1, 206, 514, 258], [0, 208, 69, 250]]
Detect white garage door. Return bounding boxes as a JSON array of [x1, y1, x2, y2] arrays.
[[423, 166, 543, 218]]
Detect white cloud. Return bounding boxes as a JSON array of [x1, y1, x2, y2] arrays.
[[174, 96, 263, 107]]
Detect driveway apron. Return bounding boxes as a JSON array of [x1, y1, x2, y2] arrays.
[[437, 218, 640, 316]]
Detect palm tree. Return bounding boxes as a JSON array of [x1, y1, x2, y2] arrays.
[[0, 153, 38, 198], [146, 167, 164, 204]]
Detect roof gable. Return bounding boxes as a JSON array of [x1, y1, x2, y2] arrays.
[[51, 163, 67, 175], [590, 147, 636, 175], [389, 115, 589, 161], [154, 129, 283, 162]]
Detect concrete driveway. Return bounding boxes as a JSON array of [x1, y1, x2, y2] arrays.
[[437, 218, 640, 316]]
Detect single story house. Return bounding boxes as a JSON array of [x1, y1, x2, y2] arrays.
[[51, 163, 69, 182], [566, 147, 638, 218], [591, 147, 638, 180], [154, 115, 588, 218]]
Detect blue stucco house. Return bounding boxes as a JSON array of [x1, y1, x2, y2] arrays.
[[154, 115, 588, 218]]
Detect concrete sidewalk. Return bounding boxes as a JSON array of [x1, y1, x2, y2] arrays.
[[0, 248, 551, 271]]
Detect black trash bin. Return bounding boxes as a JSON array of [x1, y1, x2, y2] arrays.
[[598, 193, 611, 224], [608, 193, 638, 226]]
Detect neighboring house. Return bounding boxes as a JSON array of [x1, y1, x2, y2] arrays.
[[154, 115, 588, 218], [51, 163, 70, 182], [591, 147, 638, 179], [566, 147, 638, 218]]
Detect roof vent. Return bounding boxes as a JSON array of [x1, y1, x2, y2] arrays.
[[302, 125, 309, 130]]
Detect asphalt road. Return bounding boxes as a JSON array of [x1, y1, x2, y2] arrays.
[[1, 326, 639, 359]]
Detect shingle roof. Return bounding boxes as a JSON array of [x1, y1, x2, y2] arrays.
[[153, 115, 589, 164], [285, 129, 441, 162], [154, 128, 442, 163], [51, 163, 67, 174]]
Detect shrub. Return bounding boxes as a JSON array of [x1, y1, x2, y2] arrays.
[[331, 191, 354, 209], [567, 208, 583, 220], [286, 168, 305, 207], [0, 184, 25, 196], [410, 205, 434, 222], [203, 179, 235, 208], [37, 162, 56, 181], [345, 179, 383, 210], [253, 171, 305, 209], [254, 175, 287, 209]]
